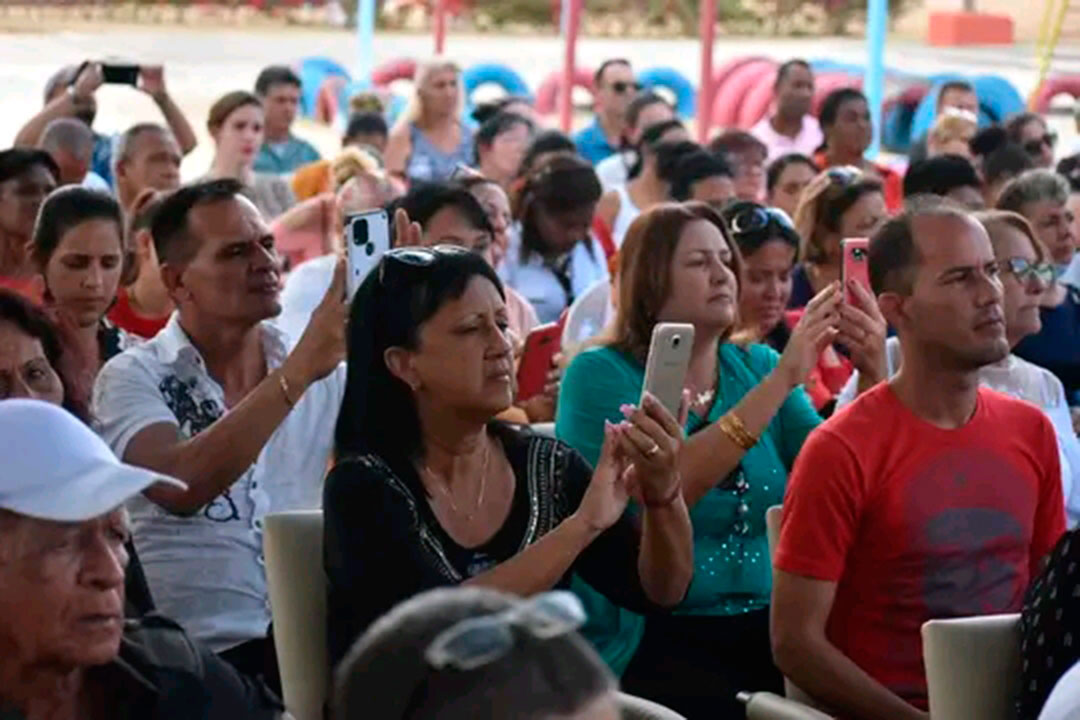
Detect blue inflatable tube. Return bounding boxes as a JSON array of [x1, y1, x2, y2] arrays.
[[910, 74, 1018, 140], [637, 66, 696, 117], [298, 56, 351, 119], [462, 63, 532, 115]]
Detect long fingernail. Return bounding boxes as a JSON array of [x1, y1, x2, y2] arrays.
[[619, 404, 634, 418]]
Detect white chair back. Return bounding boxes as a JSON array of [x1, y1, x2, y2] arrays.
[[617, 692, 687, 719], [738, 691, 834, 720], [264, 510, 328, 720], [561, 278, 613, 357], [922, 613, 1022, 720]]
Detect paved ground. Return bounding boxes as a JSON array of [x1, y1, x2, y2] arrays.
[[1, 25, 1077, 177]]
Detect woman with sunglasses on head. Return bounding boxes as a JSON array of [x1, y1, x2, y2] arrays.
[[766, 153, 819, 220], [723, 201, 885, 413], [836, 210, 1080, 525], [816, 88, 903, 212], [594, 120, 696, 249], [501, 152, 608, 324], [790, 166, 888, 309], [1007, 112, 1057, 169], [557, 202, 835, 718], [335, 587, 630, 720], [325, 245, 694, 669], [385, 59, 474, 186], [998, 170, 1080, 405]]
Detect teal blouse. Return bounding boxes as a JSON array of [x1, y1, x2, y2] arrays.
[[555, 341, 821, 674]]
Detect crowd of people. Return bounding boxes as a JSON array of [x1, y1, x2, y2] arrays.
[[1, 51, 1080, 720]]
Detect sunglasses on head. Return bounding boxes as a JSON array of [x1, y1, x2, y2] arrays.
[[825, 165, 862, 187], [378, 245, 472, 287], [610, 81, 644, 95], [729, 205, 796, 240], [1023, 132, 1057, 156]]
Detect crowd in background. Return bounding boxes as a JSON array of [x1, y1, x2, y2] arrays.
[[1, 50, 1080, 720]]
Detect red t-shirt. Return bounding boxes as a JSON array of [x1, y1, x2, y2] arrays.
[[106, 287, 169, 340], [775, 383, 1065, 710], [0, 275, 43, 305]]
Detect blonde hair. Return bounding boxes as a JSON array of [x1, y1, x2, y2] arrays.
[[973, 209, 1049, 264], [396, 58, 463, 130], [929, 109, 977, 148], [331, 146, 383, 191], [792, 167, 883, 265]]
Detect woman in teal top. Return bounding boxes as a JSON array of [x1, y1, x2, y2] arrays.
[[557, 201, 840, 719]]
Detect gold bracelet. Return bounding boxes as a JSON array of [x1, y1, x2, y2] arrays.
[[718, 412, 757, 451], [278, 372, 298, 409]]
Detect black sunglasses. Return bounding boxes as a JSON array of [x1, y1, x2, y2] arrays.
[[378, 245, 471, 287], [610, 81, 643, 95], [1023, 132, 1057, 156], [729, 205, 798, 246]]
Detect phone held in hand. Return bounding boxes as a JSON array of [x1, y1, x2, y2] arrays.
[[345, 209, 391, 301], [841, 238, 871, 305], [641, 323, 695, 418], [516, 319, 565, 402], [102, 63, 140, 86]]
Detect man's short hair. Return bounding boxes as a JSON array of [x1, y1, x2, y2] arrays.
[[903, 155, 980, 199], [970, 125, 1008, 160], [869, 196, 970, 296], [996, 168, 1070, 214], [397, 182, 494, 236], [670, 150, 733, 201], [775, 59, 811, 88], [594, 59, 631, 88], [39, 118, 95, 162], [151, 179, 246, 267], [344, 112, 388, 144], [112, 123, 172, 181], [255, 65, 302, 97], [984, 143, 1035, 188], [937, 80, 976, 110], [709, 130, 767, 162], [0, 148, 59, 186]]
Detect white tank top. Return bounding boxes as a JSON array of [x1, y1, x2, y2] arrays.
[[611, 184, 642, 249]]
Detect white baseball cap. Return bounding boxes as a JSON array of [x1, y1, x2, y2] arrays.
[[0, 399, 187, 522]]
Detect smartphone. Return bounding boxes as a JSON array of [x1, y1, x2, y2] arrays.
[[641, 323, 694, 418], [102, 63, 140, 86], [345, 209, 391, 301], [516, 320, 565, 402], [842, 238, 871, 305]]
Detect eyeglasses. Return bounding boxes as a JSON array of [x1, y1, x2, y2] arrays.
[[378, 245, 471, 287], [610, 81, 643, 95], [999, 257, 1057, 287], [424, 591, 586, 672], [1022, 132, 1057, 156]]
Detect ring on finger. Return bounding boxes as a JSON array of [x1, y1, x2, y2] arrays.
[[646, 442, 661, 457]]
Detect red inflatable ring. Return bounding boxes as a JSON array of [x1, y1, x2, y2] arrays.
[[315, 75, 348, 125], [735, 68, 780, 129], [1032, 74, 1080, 114], [372, 58, 417, 88], [711, 59, 776, 131], [535, 68, 595, 116]]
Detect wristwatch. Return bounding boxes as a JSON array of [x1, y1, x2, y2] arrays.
[[66, 84, 90, 105]]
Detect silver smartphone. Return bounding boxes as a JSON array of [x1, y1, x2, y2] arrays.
[[641, 323, 695, 418], [345, 208, 392, 301]]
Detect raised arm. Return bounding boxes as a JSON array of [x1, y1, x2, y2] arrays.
[[15, 63, 102, 147], [107, 260, 347, 514], [771, 571, 927, 720], [138, 66, 198, 155]]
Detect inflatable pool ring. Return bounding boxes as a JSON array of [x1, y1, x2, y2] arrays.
[[710, 56, 769, 95], [462, 63, 533, 114], [811, 73, 863, 117], [535, 68, 595, 116], [972, 74, 1025, 122], [735, 68, 779, 129], [881, 84, 929, 152], [315, 75, 348, 125], [1031, 74, 1080, 114], [297, 56, 350, 118], [711, 59, 776, 130], [638, 66, 697, 118], [372, 58, 418, 88]]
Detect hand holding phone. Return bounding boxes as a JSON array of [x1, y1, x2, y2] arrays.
[[841, 238, 871, 305], [641, 323, 694, 418], [516, 321, 564, 402], [345, 209, 392, 300], [102, 63, 140, 86]]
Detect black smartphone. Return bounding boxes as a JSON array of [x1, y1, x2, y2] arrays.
[[102, 64, 140, 86]]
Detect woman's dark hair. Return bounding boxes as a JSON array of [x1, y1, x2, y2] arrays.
[[903, 154, 981, 199], [31, 186, 125, 275], [344, 112, 389, 144], [399, 182, 495, 236], [970, 124, 1008, 159], [766, 153, 819, 194], [819, 88, 867, 131], [984, 143, 1035, 188], [708, 130, 767, 162], [0, 148, 59, 186], [514, 152, 601, 259], [628, 119, 686, 179], [1057, 153, 1080, 193], [334, 587, 615, 720], [670, 150, 733, 201], [473, 111, 534, 165], [516, 130, 577, 181], [334, 247, 504, 486], [470, 96, 533, 125], [794, 170, 883, 264], [0, 289, 90, 422], [207, 90, 262, 135], [1004, 112, 1047, 145], [721, 201, 801, 259]]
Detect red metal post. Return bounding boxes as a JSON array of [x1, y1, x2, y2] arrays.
[[696, 0, 716, 143], [434, 0, 448, 54], [559, 0, 583, 133]]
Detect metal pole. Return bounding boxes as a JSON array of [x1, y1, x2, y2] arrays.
[[559, 0, 582, 133], [696, 0, 716, 142], [356, 0, 376, 87], [434, 0, 448, 54], [865, 0, 887, 159]]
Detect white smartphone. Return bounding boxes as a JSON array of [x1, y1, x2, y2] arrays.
[[641, 323, 695, 418], [345, 208, 392, 301]]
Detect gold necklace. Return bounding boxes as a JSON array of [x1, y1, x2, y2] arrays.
[[422, 438, 491, 521]]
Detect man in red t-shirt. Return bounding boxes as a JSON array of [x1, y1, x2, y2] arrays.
[[772, 198, 1065, 720]]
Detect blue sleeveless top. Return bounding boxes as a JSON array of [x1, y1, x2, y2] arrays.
[[405, 123, 474, 184]]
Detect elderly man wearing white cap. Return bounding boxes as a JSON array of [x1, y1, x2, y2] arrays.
[[0, 400, 284, 719]]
